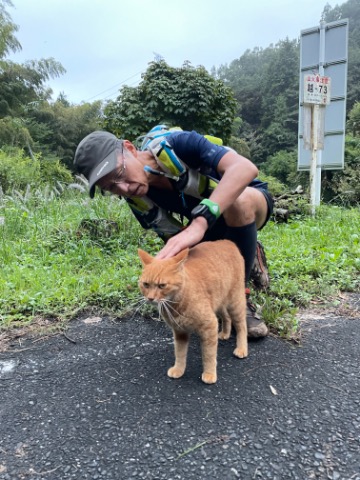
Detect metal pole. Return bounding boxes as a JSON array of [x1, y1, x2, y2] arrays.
[[310, 104, 319, 215], [315, 21, 326, 206]]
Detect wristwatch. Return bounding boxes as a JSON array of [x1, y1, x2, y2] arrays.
[[191, 199, 221, 229]]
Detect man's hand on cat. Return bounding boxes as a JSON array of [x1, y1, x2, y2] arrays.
[[156, 217, 208, 259]]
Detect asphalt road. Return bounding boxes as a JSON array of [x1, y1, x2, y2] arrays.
[[0, 305, 359, 480]]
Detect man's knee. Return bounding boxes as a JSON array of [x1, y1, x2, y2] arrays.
[[222, 188, 268, 228]]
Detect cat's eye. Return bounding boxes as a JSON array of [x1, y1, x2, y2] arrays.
[[158, 284, 167, 289], [142, 282, 150, 288]]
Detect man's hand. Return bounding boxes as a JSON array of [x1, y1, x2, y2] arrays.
[[155, 217, 208, 259]]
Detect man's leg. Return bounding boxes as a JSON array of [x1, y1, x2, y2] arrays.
[[223, 187, 270, 338]]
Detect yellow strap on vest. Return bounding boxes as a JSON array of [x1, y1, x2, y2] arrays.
[[157, 141, 186, 177], [204, 134, 223, 146]]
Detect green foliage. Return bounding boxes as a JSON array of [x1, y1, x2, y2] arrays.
[[0, 0, 21, 59], [261, 149, 298, 185], [215, 46, 277, 128], [0, 190, 359, 341], [0, 148, 40, 191], [347, 101, 360, 136], [228, 136, 251, 158], [323, 134, 360, 205], [39, 156, 73, 185], [257, 173, 288, 197], [215, 39, 299, 162], [257, 206, 360, 335], [24, 98, 103, 169], [103, 60, 237, 143], [0, 59, 66, 119], [260, 93, 298, 160], [0, 149, 73, 193], [0, 116, 32, 147], [0, 190, 146, 324]]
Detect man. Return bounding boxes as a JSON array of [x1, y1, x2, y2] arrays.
[[74, 127, 273, 337]]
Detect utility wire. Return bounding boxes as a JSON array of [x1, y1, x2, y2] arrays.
[[102, 78, 142, 102], [83, 70, 143, 102]]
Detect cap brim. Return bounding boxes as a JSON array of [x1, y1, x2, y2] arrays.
[[87, 149, 118, 198]]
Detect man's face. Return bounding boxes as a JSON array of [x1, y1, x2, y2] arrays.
[[97, 147, 149, 198]]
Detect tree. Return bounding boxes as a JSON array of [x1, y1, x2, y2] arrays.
[[0, 0, 67, 152], [214, 39, 299, 163], [215, 46, 278, 129], [347, 101, 360, 135], [0, 59, 66, 118], [0, 0, 21, 59], [103, 60, 237, 143], [24, 97, 103, 169], [261, 149, 298, 185]]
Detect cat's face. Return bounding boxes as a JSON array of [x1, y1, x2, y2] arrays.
[[138, 248, 189, 304], [139, 265, 180, 303]]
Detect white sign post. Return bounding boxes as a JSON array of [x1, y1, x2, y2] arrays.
[[303, 74, 331, 214], [298, 19, 348, 215]]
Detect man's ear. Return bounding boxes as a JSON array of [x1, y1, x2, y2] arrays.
[[123, 140, 137, 156]]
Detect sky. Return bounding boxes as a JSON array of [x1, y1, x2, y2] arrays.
[[7, 0, 330, 105]]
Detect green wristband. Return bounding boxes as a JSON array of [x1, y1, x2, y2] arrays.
[[199, 199, 221, 219]]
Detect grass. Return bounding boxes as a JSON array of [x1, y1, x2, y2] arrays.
[[0, 186, 359, 339]]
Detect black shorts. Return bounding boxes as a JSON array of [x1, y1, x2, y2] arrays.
[[256, 187, 274, 229], [203, 183, 274, 242]]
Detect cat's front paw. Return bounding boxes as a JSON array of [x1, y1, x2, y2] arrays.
[[167, 366, 185, 379], [218, 332, 230, 340], [201, 372, 217, 384], [233, 346, 248, 358]]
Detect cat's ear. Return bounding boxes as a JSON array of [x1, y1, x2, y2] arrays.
[[173, 248, 189, 265], [138, 249, 154, 266]]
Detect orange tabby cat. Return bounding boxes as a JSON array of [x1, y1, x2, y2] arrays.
[[138, 239, 248, 384]]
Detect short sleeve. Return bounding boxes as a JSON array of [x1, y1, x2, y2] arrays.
[[167, 131, 229, 174]]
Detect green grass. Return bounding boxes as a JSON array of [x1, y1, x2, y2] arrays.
[[0, 187, 359, 338]]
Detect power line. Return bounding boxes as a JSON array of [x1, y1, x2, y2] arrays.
[[102, 78, 142, 102], [83, 70, 143, 102]]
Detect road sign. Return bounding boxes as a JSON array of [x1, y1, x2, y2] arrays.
[[298, 19, 348, 171], [304, 74, 331, 105]]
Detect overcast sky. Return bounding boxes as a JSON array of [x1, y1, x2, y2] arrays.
[[8, 0, 330, 104]]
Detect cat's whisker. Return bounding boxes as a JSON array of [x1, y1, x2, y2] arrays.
[[157, 302, 165, 322], [163, 298, 177, 304], [163, 300, 181, 318], [160, 300, 183, 329], [129, 297, 150, 320]]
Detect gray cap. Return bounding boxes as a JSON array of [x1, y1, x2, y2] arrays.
[[74, 131, 123, 198]]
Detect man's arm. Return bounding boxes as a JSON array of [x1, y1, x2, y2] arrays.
[[155, 150, 258, 259]]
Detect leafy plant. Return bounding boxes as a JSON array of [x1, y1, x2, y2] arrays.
[[103, 60, 237, 143], [0, 148, 73, 193]]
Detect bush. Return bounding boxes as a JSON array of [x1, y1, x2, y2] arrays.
[[0, 148, 40, 192], [0, 149, 73, 194], [323, 135, 360, 206], [39, 155, 73, 185], [262, 149, 298, 185], [228, 136, 251, 158], [257, 173, 287, 197]]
